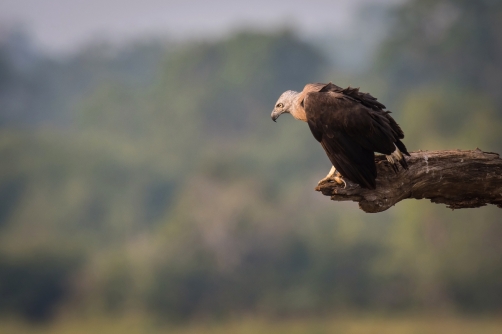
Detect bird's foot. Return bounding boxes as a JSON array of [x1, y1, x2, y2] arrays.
[[317, 174, 347, 189]]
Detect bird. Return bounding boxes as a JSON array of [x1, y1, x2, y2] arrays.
[[271, 82, 409, 189]]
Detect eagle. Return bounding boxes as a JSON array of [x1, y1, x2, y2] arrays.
[[271, 82, 409, 189]]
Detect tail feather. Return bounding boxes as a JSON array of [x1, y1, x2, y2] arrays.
[[395, 139, 410, 156], [398, 155, 408, 170]]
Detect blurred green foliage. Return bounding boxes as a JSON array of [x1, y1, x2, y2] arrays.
[[0, 0, 501, 325]]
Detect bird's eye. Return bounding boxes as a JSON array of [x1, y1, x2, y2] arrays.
[[276, 103, 284, 108]]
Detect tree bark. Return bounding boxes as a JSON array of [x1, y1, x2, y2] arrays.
[[315, 149, 502, 213]]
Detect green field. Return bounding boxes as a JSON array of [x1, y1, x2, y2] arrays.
[[1, 316, 502, 334]]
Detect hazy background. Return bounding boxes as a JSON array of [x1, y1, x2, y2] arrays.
[[0, 0, 502, 333]]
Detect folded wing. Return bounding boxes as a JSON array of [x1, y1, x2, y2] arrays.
[[304, 89, 407, 189]]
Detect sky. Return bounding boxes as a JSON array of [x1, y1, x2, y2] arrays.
[[0, 0, 404, 54]]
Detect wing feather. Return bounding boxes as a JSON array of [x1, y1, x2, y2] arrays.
[[303, 89, 407, 189], [317, 82, 408, 147]]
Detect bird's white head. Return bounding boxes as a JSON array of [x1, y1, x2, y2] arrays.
[[271, 90, 299, 122]]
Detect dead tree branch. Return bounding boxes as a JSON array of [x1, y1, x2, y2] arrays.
[[315, 149, 502, 213]]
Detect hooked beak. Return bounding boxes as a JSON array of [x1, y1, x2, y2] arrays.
[[271, 109, 283, 122]]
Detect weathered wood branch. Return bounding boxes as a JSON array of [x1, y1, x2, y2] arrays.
[[315, 149, 502, 213]]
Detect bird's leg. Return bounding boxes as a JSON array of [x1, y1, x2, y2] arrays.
[[317, 166, 346, 188]]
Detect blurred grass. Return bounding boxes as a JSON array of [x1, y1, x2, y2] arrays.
[[1, 315, 502, 334]]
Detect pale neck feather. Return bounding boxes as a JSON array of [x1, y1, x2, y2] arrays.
[[289, 93, 307, 122]]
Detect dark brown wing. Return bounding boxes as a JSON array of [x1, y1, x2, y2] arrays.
[[319, 82, 386, 111], [316, 82, 409, 156], [304, 91, 405, 189]]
